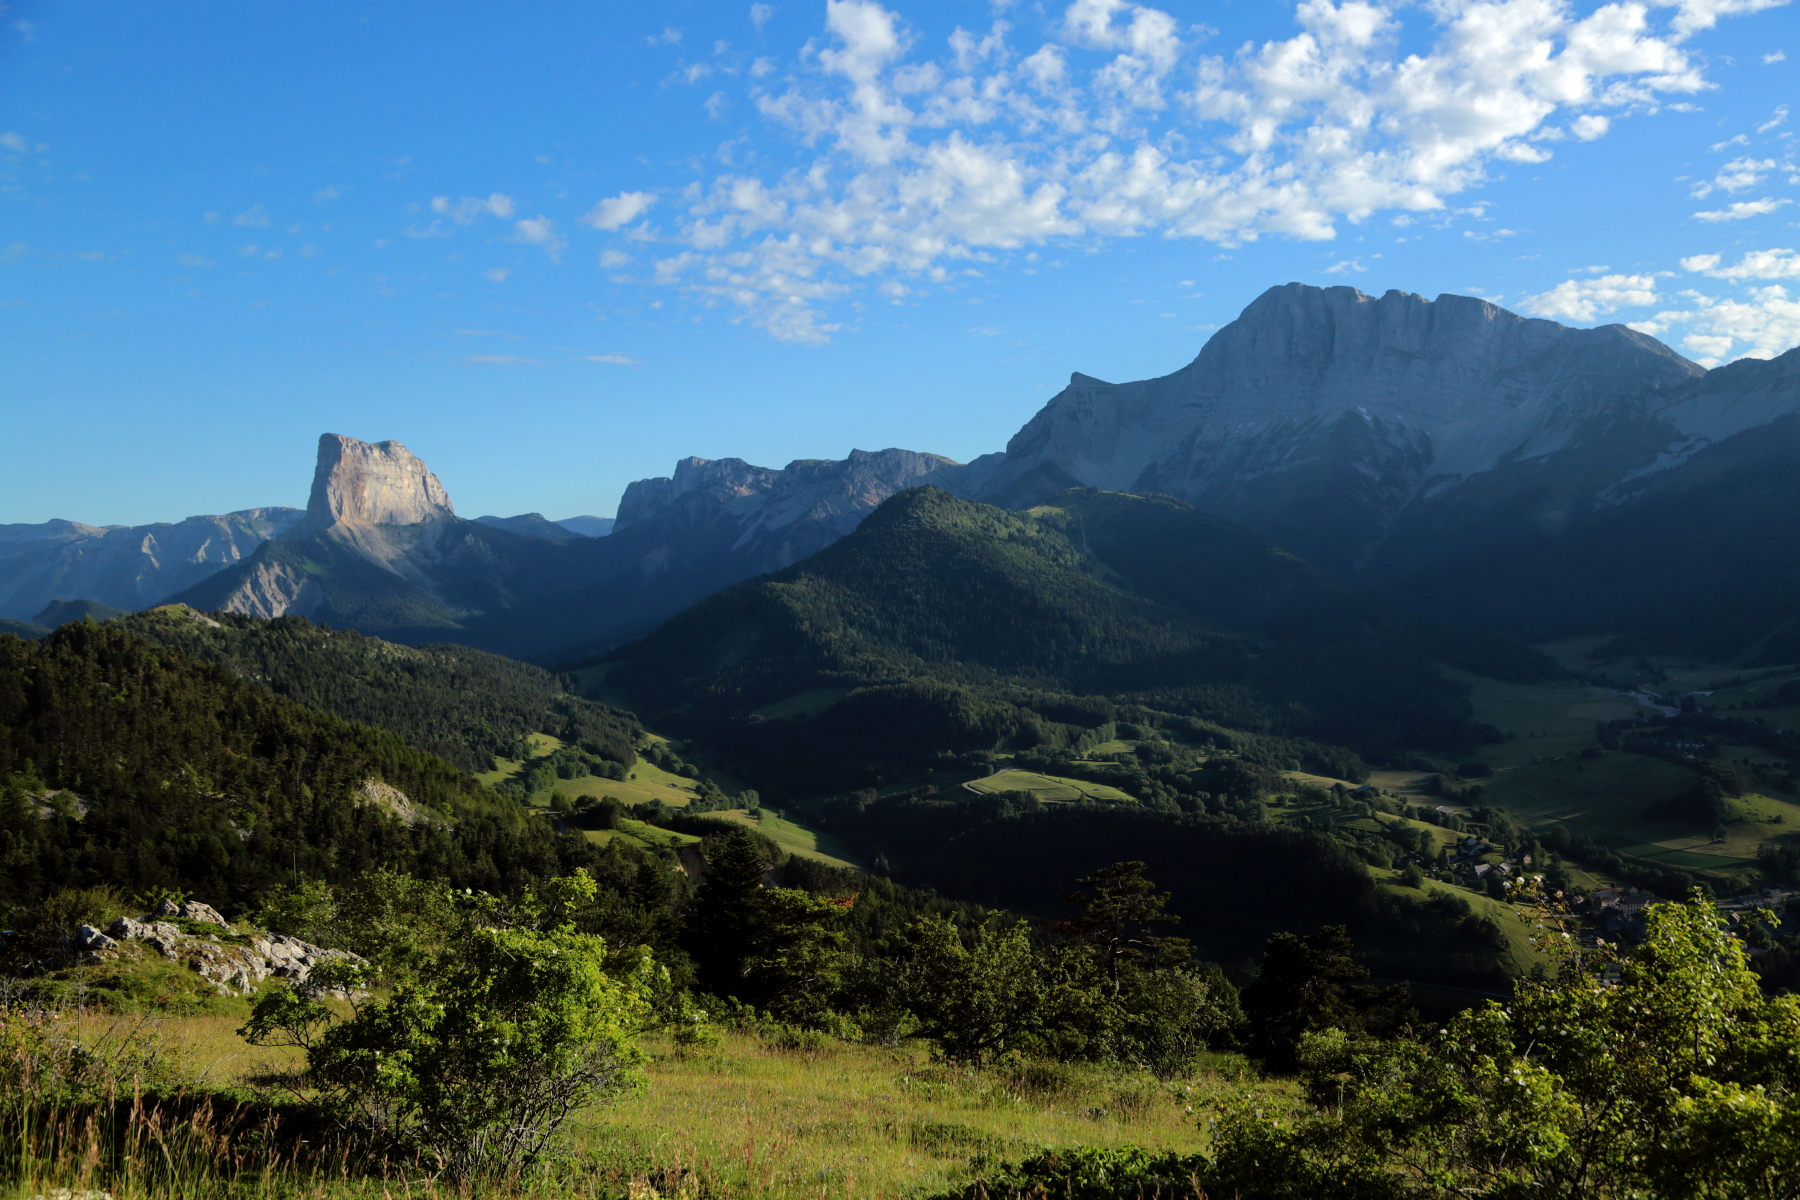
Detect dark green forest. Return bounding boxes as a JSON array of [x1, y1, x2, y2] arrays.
[[113, 606, 640, 774], [0, 623, 601, 905], [607, 488, 1535, 795]]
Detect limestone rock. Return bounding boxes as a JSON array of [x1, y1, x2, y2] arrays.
[[99, 906, 364, 996], [296, 433, 456, 535], [75, 924, 115, 952]]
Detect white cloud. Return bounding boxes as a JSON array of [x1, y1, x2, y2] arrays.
[[315, 186, 340, 203], [706, 91, 731, 119], [1665, 0, 1793, 39], [649, 26, 682, 46], [177, 253, 214, 267], [431, 193, 516, 223], [599, 249, 633, 268], [1694, 197, 1792, 222], [1709, 133, 1750, 151], [584, 353, 644, 364], [514, 215, 566, 260], [1325, 258, 1367, 274], [484, 267, 511, 282], [1630, 286, 1800, 364], [466, 354, 540, 365], [1686, 247, 1800, 280], [613, 0, 1761, 341], [1692, 157, 1777, 197], [234, 205, 272, 227], [583, 191, 659, 231], [1570, 114, 1611, 141], [0, 131, 26, 152], [751, 3, 774, 30], [1520, 273, 1660, 321], [1765, 49, 1787, 62], [1622, 249, 1800, 363], [1758, 105, 1790, 133]]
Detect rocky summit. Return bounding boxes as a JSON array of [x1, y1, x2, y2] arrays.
[[297, 433, 456, 534]]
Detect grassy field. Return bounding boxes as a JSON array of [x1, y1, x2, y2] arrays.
[[1449, 669, 1641, 770], [751, 687, 853, 720], [685, 808, 862, 869], [12, 1008, 1269, 1200], [964, 768, 1137, 804]]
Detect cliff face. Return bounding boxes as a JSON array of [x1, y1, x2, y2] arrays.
[[615, 447, 966, 575], [296, 434, 455, 534], [965, 284, 1710, 572]]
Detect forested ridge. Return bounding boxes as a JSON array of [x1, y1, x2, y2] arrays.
[[112, 606, 640, 773], [0, 622, 602, 906], [609, 487, 1529, 795]]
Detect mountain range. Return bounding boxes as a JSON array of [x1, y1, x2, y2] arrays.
[[8, 281, 1800, 672]]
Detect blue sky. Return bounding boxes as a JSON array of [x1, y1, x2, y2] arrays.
[[1, 0, 1795, 525]]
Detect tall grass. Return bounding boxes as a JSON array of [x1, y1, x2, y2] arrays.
[[2, 1003, 1267, 1200]]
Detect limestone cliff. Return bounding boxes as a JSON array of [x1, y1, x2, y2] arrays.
[[296, 433, 455, 534]]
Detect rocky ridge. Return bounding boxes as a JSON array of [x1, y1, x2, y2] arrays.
[[73, 898, 363, 997]]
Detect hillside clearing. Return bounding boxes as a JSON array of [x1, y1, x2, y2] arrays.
[[963, 768, 1137, 804]]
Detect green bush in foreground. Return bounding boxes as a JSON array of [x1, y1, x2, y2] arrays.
[[242, 871, 651, 1181], [940, 890, 1800, 1200]]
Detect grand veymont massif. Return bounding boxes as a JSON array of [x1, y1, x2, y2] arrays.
[[9, 281, 1800, 1200]]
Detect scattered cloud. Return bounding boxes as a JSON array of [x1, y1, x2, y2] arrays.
[[314, 186, 340, 203], [234, 205, 271, 227], [1623, 248, 1800, 364], [1325, 259, 1367, 274], [432, 193, 516, 223], [582, 191, 658, 231], [600, 250, 633, 268], [1765, 50, 1788, 62], [705, 91, 731, 119], [584, 353, 644, 364], [1709, 134, 1750, 152], [1684, 247, 1800, 280], [1692, 158, 1778, 198], [751, 3, 775, 30], [1631, 286, 1800, 365], [969, 325, 1004, 335], [625, 0, 1747, 342], [484, 267, 511, 282], [649, 26, 682, 46], [1758, 105, 1790, 133], [177, 253, 214, 267], [1694, 197, 1792, 222], [1520, 274, 1659, 321], [465, 354, 540, 365], [514, 215, 566, 260], [0, 131, 26, 152]]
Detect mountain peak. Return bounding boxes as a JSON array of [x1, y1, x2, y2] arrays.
[[299, 434, 455, 534]]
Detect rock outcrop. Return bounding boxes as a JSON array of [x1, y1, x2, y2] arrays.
[[295, 434, 455, 535], [75, 899, 364, 997]]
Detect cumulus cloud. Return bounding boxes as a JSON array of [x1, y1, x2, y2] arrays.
[[1520, 273, 1660, 321], [1685, 247, 1800, 280], [1631, 286, 1800, 364], [751, 3, 775, 30], [514, 215, 566, 260], [1694, 197, 1792, 222], [432, 193, 516, 223], [613, 0, 1754, 341], [582, 191, 659, 230], [1620, 248, 1800, 364]]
